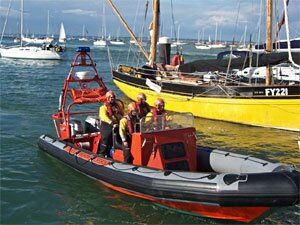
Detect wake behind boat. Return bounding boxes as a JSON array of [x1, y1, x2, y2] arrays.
[[38, 47, 300, 223]]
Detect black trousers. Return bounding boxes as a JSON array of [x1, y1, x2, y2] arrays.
[[98, 122, 132, 163], [114, 134, 132, 163], [119, 145, 132, 163], [97, 121, 113, 156]]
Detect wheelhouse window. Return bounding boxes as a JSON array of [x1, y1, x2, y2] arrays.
[[139, 112, 194, 133]]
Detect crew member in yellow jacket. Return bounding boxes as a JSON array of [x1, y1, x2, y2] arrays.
[[146, 98, 172, 130], [118, 102, 139, 163], [98, 90, 123, 157]]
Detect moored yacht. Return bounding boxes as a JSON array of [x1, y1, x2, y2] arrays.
[[0, 0, 65, 60]]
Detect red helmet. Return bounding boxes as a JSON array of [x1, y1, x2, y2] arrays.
[[128, 102, 138, 113], [154, 98, 165, 109], [105, 90, 115, 100], [137, 93, 146, 103]]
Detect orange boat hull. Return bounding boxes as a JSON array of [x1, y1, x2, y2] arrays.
[[101, 181, 269, 223]]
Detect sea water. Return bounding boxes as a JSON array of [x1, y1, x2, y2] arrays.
[[0, 38, 299, 224]]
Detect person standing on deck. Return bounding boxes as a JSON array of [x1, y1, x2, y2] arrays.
[[98, 90, 123, 157]]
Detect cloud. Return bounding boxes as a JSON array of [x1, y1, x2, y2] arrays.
[[0, 6, 20, 18], [62, 8, 97, 17]]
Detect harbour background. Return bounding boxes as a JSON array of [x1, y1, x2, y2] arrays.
[[0, 37, 299, 224]]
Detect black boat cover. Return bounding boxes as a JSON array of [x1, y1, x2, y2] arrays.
[[179, 52, 300, 73], [254, 39, 300, 50]]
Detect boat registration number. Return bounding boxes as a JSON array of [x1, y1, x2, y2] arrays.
[[265, 88, 288, 96]]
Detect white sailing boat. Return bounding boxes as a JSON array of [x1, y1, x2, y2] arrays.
[[21, 36, 53, 44], [94, 39, 107, 47], [110, 27, 125, 45], [93, 0, 107, 47], [58, 23, 66, 43], [0, 0, 64, 60], [79, 25, 88, 41], [237, 24, 249, 51], [110, 39, 125, 45], [171, 25, 187, 47], [195, 29, 211, 50], [208, 23, 226, 49], [21, 10, 53, 44]]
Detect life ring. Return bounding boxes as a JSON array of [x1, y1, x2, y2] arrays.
[[55, 47, 60, 52]]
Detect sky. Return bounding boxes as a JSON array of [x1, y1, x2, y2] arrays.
[[0, 0, 299, 41]]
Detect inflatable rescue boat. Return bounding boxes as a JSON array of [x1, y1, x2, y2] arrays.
[[38, 47, 300, 223]]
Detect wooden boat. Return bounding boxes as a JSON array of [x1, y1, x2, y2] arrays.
[[38, 47, 300, 223], [108, 0, 300, 131]]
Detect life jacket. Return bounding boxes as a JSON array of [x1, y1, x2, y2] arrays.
[[151, 108, 164, 116], [151, 109, 167, 130], [136, 102, 150, 118], [124, 113, 140, 139], [125, 114, 135, 135], [105, 101, 122, 118], [151, 109, 166, 121], [179, 54, 184, 64], [171, 54, 184, 66]]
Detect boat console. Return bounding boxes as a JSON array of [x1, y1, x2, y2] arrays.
[[113, 113, 198, 171]]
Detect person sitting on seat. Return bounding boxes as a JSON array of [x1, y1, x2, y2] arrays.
[[119, 102, 139, 163], [136, 93, 150, 119], [97, 90, 123, 157]]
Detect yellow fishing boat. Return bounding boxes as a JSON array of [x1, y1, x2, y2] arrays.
[[109, 0, 300, 131], [113, 67, 300, 131]]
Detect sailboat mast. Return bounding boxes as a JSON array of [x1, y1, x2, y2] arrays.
[[214, 23, 217, 45], [149, 0, 159, 67], [47, 10, 50, 37], [107, 0, 149, 61], [102, 0, 106, 39], [265, 0, 273, 85], [20, 0, 23, 46]]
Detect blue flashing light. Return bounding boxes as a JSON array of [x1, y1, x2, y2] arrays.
[[77, 47, 90, 52]]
